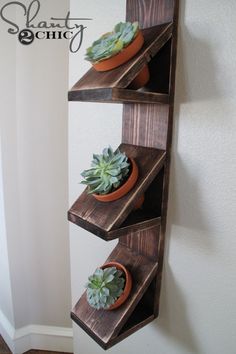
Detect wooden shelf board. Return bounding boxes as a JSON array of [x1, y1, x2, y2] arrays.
[[110, 308, 155, 348], [108, 216, 161, 239], [71, 244, 158, 349], [108, 276, 158, 348], [68, 144, 166, 240], [69, 88, 170, 105], [68, 23, 173, 103]]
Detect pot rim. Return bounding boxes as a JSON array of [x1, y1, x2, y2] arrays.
[[101, 261, 132, 310], [93, 157, 138, 202], [92, 30, 144, 72]]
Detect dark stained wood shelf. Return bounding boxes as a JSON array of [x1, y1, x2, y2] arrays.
[[68, 144, 166, 240], [69, 88, 170, 105], [69, 0, 179, 349], [68, 23, 173, 104], [71, 243, 158, 350]]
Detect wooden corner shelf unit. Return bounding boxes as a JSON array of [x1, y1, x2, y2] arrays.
[[68, 0, 179, 349]]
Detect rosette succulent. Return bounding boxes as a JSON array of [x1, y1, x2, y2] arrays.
[[85, 21, 139, 63], [81, 147, 130, 195], [86, 266, 125, 310]]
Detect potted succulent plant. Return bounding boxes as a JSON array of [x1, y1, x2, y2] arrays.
[[86, 262, 132, 310], [81, 147, 138, 202], [85, 21, 150, 89]]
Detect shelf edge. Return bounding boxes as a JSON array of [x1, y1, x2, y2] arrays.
[[107, 217, 161, 240]]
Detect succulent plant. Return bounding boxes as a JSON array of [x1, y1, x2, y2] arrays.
[[85, 21, 139, 63], [86, 266, 125, 310], [81, 147, 130, 195]]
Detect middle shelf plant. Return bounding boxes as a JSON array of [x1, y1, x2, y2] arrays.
[[68, 143, 166, 240], [80, 146, 138, 203]]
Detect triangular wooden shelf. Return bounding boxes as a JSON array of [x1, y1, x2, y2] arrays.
[[71, 243, 158, 350], [68, 23, 173, 104], [68, 144, 166, 240]]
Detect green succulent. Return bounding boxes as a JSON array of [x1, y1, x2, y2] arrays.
[[85, 21, 139, 63], [81, 147, 130, 195], [86, 266, 125, 310]]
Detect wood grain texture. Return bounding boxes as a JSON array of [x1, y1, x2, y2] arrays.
[[108, 216, 161, 239], [123, 0, 179, 320], [68, 87, 170, 105], [68, 144, 166, 240], [69, 23, 173, 96], [111, 314, 155, 348], [119, 224, 161, 262], [71, 244, 158, 349], [70, 0, 179, 349], [123, 103, 169, 150], [153, 0, 179, 315], [0, 336, 11, 354], [126, 0, 176, 27]]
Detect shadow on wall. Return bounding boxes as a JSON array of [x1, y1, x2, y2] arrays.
[[154, 265, 200, 354], [150, 2, 218, 352], [170, 0, 217, 235], [169, 154, 210, 234], [177, 28, 221, 104], [173, 0, 223, 150], [176, 0, 221, 104]]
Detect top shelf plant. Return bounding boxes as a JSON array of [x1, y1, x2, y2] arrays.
[[84, 21, 150, 89], [68, 22, 173, 103]]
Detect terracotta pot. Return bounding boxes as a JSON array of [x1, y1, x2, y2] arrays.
[[92, 30, 144, 72], [93, 158, 138, 202], [129, 64, 150, 90], [101, 262, 132, 310], [134, 193, 145, 210]]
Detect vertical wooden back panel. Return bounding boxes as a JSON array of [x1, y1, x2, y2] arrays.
[[126, 0, 176, 27], [121, 0, 179, 316], [122, 0, 177, 150], [122, 103, 169, 150]]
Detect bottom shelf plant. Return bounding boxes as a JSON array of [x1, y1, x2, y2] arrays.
[[86, 261, 132, 310]]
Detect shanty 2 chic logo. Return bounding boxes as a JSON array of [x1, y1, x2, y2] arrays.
[[0, 0, 92, 53]]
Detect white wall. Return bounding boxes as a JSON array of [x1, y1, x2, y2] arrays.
[[0, 3, 16, 332], [0, 0, 72, 352], [69, 0, 125, 309], [0, 138, 15, 331], [69, 1, 236, 354]]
